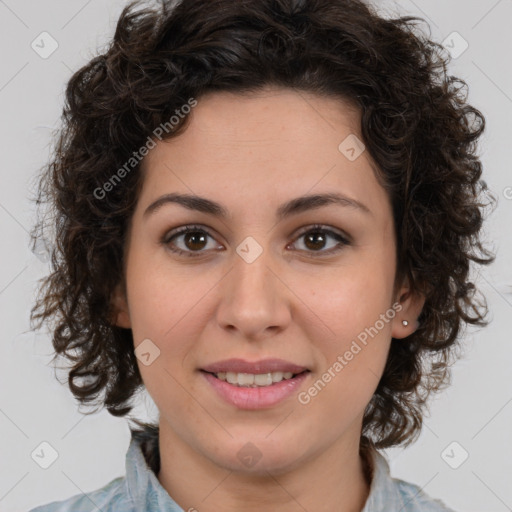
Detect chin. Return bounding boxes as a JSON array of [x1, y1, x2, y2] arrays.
[[205, 437, 308, 475]]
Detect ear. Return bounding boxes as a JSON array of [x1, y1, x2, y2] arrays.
[[391, 275, 425, 339], [110, 282, 132, 329]]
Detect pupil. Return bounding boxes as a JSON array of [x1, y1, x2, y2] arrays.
[[305, 232, 325, 250], [185, 232, 207, 250]]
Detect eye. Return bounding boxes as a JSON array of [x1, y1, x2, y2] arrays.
[[162, 224, 350, 258], [288, 224, 350, 256], [162, 225, 221, 257]]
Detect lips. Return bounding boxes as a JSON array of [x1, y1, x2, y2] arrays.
[[201, 368, 310, 409], [200, 358, 311, 409], [201, 358, 309, 374]]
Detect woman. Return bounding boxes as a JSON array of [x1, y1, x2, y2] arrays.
[[29, 0, 495, 510]]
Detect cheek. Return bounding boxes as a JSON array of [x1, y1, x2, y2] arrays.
[[125, 245, 210, 340], [300, 254, 395, 343], [294, 250, 395, 398], [298, 285, 393, 430]]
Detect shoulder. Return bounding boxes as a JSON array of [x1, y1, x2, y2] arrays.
[[28, 476, 132, 512], [393, 477, 457, 512], [363, 447, 457, 512]]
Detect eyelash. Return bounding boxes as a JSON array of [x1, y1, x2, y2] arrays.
[[162, 224, 351, 258]]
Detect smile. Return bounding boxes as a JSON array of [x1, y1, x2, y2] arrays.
[[201, 369, 311, 409], [211, 371, 300, 387]]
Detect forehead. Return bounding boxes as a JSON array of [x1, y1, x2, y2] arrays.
[[137, 88, 390, 223]]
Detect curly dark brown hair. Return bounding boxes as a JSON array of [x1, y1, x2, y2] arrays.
[[30, 0, 495, 451]]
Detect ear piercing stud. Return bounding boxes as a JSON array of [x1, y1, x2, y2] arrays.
[[402, 320, 409, 326]]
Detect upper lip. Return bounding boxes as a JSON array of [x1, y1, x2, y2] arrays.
[[201, 358, 309, 374]]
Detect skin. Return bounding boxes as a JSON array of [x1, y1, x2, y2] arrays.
[[112, 87, 425, 512]]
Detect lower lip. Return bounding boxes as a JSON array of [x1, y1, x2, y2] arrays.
[[201, 371, 310, 410]]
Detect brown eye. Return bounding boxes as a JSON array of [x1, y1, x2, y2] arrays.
[[290, 225, 350, 255], [180, 231, 208, 251], [304, 231, 328, 251], [163, 225, 220, 257], [162, 224, 350, 258]]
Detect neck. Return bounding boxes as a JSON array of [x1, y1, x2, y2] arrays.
[[156, 422, 372, 512]]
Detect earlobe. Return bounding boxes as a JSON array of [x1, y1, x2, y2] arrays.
[[391, 278, 425, 339], [110, 283, 131, 329]]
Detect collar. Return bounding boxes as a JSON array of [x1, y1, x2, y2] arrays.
[[361, 446, 411, 511], [125, 426, 183, 510]]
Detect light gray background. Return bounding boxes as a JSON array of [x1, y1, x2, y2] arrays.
[[1, 1, 511, 511]]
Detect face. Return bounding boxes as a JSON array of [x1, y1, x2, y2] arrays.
[[113, 87, 423, 475]]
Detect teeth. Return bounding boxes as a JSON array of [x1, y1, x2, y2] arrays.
[[215, 371, 296, 387], [254, 373, 272, 386]]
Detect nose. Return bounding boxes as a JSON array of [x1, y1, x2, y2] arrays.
[[215, 248, 292, 341]]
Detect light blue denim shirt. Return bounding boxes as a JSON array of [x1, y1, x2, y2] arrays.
[[29, 428, 455, 512]]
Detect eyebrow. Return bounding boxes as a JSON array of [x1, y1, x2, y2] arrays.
[[143, 191, 372, 221]]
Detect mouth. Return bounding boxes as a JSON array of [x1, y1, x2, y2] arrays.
[[200, 369, 310, 388], [199, 358, 311, 409]]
